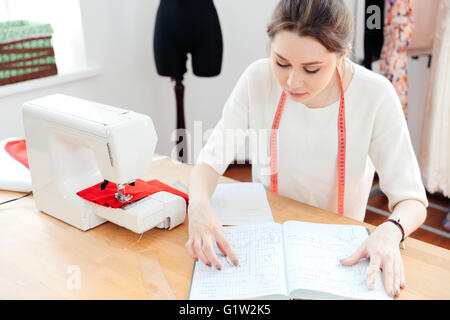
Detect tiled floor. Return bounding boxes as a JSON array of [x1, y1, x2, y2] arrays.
[[223, 164, 450, 250]]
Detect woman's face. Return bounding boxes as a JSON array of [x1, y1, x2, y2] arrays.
[[270, 30, 342, 105]]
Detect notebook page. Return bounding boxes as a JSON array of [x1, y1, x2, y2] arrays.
[[210, 183, 274, 225], [189, 223, 288, 300], [283, 221, 391, 300]]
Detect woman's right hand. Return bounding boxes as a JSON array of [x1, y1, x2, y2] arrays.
[[185, 200, 239, 270]]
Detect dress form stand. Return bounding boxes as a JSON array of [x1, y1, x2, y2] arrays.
[[153, 0, 223, 163], [173, 77, 187, 162]]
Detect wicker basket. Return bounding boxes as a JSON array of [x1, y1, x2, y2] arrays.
[[0, 20, 58, 86]]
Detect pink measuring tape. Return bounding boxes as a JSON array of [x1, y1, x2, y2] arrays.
[[270, 66, 346, 215]]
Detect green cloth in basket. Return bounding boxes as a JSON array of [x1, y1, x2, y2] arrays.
[[0, 20, 57, 83]]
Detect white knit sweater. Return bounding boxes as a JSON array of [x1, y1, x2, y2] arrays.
[[197, 58, 428, 221]]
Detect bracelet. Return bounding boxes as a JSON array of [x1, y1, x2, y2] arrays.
[[382, 218, 405, 243]]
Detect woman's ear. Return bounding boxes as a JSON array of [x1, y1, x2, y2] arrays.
[[338, 45, 351, 68], [342, 46, 350, 59]]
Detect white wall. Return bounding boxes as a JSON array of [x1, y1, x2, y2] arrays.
[[0, 0, 430, 164], [0, 0, 274, 163]]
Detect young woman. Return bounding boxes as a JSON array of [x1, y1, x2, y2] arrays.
[[185, 0, 428, 298]]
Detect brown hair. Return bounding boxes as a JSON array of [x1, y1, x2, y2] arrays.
[[267, 0, 353, 55]]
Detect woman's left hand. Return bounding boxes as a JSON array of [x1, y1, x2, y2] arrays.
[[340, 222, 406, 298]]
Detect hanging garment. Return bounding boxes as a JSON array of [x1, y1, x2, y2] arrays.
[[347, 0, 364, 62], [77, 179, 189, 209], [419, 0, 450, 197], [408, 0, 441, 57], [380, 0, 415, 118], [363, 0, 385, 69]]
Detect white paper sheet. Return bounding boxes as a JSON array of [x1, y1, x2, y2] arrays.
[[210, 183, 274, 226], [189, 223, 287, 300], [283, 221, 391, 300], [0, 137, 32, 192]]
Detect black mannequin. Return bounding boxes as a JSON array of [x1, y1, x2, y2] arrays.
[[153, 0, 223, 162]]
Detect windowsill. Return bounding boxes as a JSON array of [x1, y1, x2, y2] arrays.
[[0, 65, 101, 99]]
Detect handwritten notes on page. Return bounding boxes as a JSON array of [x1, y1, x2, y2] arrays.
[[189, 223, 287, 300], [283, 221, 391, 300], [189, 221, 392, 300], [210, 183, 274, 226]]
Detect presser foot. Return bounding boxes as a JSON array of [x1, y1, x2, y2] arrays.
[[115, 183, 133, 203]]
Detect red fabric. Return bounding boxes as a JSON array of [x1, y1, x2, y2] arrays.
[[76, 179, 189, 208], [5, 139, 29, 168]]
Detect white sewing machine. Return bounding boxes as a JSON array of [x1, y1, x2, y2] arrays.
[[22, 94, 186, 233]]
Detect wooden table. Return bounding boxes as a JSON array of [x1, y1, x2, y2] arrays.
[[1, 157, 449, 299]]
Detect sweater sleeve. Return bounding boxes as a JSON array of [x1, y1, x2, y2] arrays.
[[368, 83, 429, 212], [196, 69, 250, 175]]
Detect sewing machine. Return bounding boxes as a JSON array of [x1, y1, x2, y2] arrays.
[[22, 94, 186, 233]]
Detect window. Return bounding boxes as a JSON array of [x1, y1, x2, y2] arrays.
[[1, 0, 88, 74]]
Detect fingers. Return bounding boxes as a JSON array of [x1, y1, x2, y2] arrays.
[[340, 243, 366, 266], [202, 234, 223, 270], [185, 236, 213, 267], [185, 228, 239, 270], [364, 247, 405, 298], [185, 238, 196, 261], [193, 237, 210, 266], [381, 256, 405, 298], [366, 255, 381, 290], [393, 262, 402, 297], [381, 250, 407, 298], [399, 258, 406, 289], [393, 251, 406, 296], [381, 261, 395, 298], [215, 230, 239, 266]]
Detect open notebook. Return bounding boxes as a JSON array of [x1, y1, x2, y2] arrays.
[[189, 221, 392, 300]]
